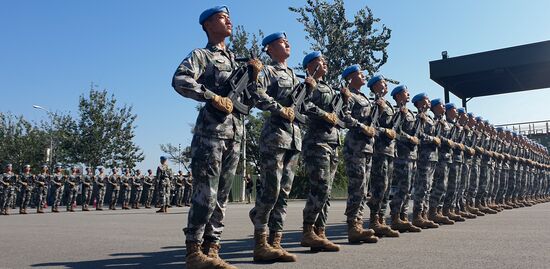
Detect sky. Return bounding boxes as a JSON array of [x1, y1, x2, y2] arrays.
[[1, 0, 549, 171]]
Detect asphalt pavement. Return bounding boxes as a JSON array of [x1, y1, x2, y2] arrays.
[[1, 200, 549, 269]]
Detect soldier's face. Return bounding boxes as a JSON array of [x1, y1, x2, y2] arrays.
[[446, 108, 457, 120], [432, 104, 445, 116], [204, 12, 232, 37], [372, 79, 388, 96], [395, 89, 409, 104], [268, 38, 291, 60], [6, 166, 12, 172], [24, 167, 30, 173], [348, 71, 365, 89], [459, 113, 468, 123], [308, 57, 327, 78], [415, 98, 430, 110]]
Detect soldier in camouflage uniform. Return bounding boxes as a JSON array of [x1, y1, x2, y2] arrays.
[[248, 32, 308, 262], [174, 170, 185, 207], [108, 168, 120, 210], [465, 117, 487, 216], [172, 6, 262, 269], [66, 167, 80, 212], [300, 51, 346, 252], [95, 167, 107, 210], [440, 103, 466, 222], [453, 110, 478, 219], [496, 129, 514, 210], [143, 169, 155, 208], [183, 171, 192, 206], [50, 164, 65, 213], [81, 167, 94, 211], [18, 164, 34, 214], [340, 65, 382, 242], [156, 156, 172, 213], [387, 85, 422, 233], [1, 164, 17, 215], [120, 168, 132, 210], [132, 169, 144, 209], [475, 120, 498, 214], [34, 164, 50, 213], [364, 74, 400, 237], [409, 93, 440, 229]]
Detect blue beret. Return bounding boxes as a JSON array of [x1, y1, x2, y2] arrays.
[[412, 92, 428, 104], [457, 108, 466, 114], [342, 64, 361, 80], [430, 98, 442, 107], [475, 116, 483, 122], [262, 32, 286, 47], [24, 164, 30, 168], [504, 129, 511, 133], [390, 85, 407, 97], [467, 112, 474, 118], [512, 131, 518, 137], [444, 103, 456, 110], [496, 127, 504, 132], [160, 156, 167, 161], [302, 51, 322, 69], [199, 5, 229, 25], [483, 120, 489, 124], [367, 74, 385, 88]]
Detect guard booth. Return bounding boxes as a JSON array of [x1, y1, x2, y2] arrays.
[[429, 40, 550, 110]]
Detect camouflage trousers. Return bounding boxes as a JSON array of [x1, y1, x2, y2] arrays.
[[466, 159, 481, 204], [51, 185, 64, 209], [34, 186, 48, 209], [495, 168, 508, 203], [303, 143, 338, 228], [456, 161, 471, 211], [133, 188, 142, 206], [429, 161, 449, 208], [175, 186, 184, 206], [367, 153, 394, 215], [19, 187, 32, 210], [343, 148, 372, 223], [1, 186, 15, 210], [487, 166, 498, 201], [389, 158, 414, 216], [183, 186, 192, 205], [110, 189, 119, 207], [82, 185, 92, 207], [443, 161, 462, 210], [158, 183, 170, 207], [144, 186, 154, 207], [121, 186, 131, 205], [66, 187, 77, 210], [475, 161, 491, 204], [184, 135, 241, 244], [250, 146, 299, 232], [412, 160, 437, 213], [513, 169, 523, 199], [96, 187, 106, 209]]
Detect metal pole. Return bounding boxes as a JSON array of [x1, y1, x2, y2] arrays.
[[178, 143, 181, 172], [33, 105, 54, 167], [241, 118, 247, 202], [444, 88, 450, 104], [462, 98, 467, 111]]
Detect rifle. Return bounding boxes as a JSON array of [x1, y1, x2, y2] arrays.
[[329, 88, 347, 129], [291, 65, 320, 124], [219, 52, 261, 115]]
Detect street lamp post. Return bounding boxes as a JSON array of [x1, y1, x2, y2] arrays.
[[33, 105, 54, 167]]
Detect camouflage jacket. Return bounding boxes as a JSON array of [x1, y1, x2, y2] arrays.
[[121, 175, 132, 188], [67, 174, 79, 188], [256, 62, 302, 150], [51, 173, 65, 188], [372, 96, 396, 157], [132, 175, 143, 189], [303, 80, 342, 147], [1, 172, 16, 188], [434, 115, 453, 163], [35, 173, 50, 188], [417, 112, 439, 162], [172, 43, 260, 141], [82, 174, 94, 187], [144, 174, 155, 187], [95, 173, 107, 188], [18, 172, 34, 190], [109, 174, 120, 190], [394, 106, 418, 160], [156, 165, 172, 187], [344, 88, 375, 154]]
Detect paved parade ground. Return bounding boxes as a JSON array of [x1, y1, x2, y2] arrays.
[[1, 200, 550, 269]]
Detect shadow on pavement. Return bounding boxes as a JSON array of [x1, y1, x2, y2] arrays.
[[31, 222, 361, 268]]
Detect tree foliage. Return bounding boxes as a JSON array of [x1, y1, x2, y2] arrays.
[[289, 0, 392, 85]]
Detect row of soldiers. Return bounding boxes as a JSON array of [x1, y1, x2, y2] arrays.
[[0, 160, 193, 215], [172, 6, 550, 269]]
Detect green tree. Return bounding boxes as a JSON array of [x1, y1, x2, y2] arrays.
[[77, 88, 144, 169], [159, 143, 192, 172], [290, 0, 392, 85], [229, 25, 270, 64]]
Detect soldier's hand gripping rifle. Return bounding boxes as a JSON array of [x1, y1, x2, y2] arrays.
[[328, 86, 348, 129], [220, 52, 262, 115], [291, 65, 320, 124]]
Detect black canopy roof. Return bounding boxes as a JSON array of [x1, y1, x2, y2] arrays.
[[430, 40, 550, 100]]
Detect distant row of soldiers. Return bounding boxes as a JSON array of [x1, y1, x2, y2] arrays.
[[0, 160, 193, 215], [171, 6, 550, 268]]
